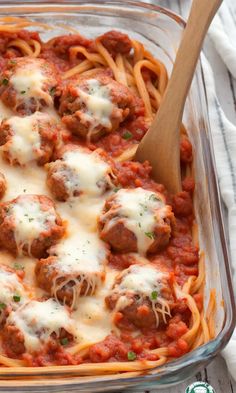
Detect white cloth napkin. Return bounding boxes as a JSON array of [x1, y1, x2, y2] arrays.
[[206, 1, 236, 380], [201, 52, 236, 317]]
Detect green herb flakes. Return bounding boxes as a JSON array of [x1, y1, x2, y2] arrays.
[[127, 351, 136, 361], [13, 295, 21, 303], [122, 131, 132, 140], [60, 337, 69, 346], [145, 232, 155, 239]]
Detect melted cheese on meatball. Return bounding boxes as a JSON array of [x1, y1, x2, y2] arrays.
[[119, 264, 167, 294], [11, 62, 52, 105], [106, 188, 169, 255], [49, 231, 108, 308], [77, 79, 113, 130], [2, 112, 48, 165], [0, 267, 26, 308], [59, 148, 113, 197], [11, 197, 56, 255], [113, 264, 171, 327], [7, 299, 75, 352]]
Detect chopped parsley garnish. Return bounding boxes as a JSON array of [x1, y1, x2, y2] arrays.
[[0, 302, 6, 310], [60, 337, 69, 346], [14, 263, 24, 270], [138, 222, 141, 228], [2, 78, 9, 86], [145, 231, 155, 239], [113, 187, 121, 193], [139, 202, 148, 211], [127, 351, 136, 361], [13, 295, 21, 302], [50, 87, 56, 96], [122, 131, 132, 140], [20, 90, 26, 94], [28, 218, 34, 222], [149, 193, 159, 202], [151, 290, 158, 300], [10, 60, 16, 65]]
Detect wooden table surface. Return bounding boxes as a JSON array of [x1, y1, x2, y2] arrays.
[[124, 0, 236, 392]]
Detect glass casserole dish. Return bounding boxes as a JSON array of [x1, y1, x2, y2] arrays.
[[0, 1, 234, 391]]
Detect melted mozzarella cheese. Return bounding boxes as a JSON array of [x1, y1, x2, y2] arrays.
[[2, 112, 49, 165], [8, 299, 76, 352], [119, 264, 167, 296], [11, 197, 56, 255], [11, 62, 52, 106], [106, 188, 168, 255], [0, 268, 26, 308], [113, 264, 171, 326], [51, 232, 108, 275], [58, 148, 113, 197], [77, 79, 113, 130], [72, 270, 115, 345], [50, 231, 108, 308]]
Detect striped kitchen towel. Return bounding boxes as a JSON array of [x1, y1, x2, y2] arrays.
[[205, 1, 236, 379]]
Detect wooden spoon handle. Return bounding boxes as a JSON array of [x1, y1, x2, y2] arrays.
[[136, 0, 222, 194], [163, 0, 222, 115]]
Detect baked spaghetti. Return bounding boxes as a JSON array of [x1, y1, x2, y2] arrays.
[[0, 19, 216, 373]]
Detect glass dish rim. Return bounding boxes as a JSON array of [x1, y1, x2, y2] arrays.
[[0, 0, 234, 388]]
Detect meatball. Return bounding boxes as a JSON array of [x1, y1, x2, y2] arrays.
[[0, 264, 26, 326], [35, 234, 108, 308], [0, 112, 59, 166], [2, 299, 75, 356], [97, 30, 132, 57], [99, 188, 174, 255], [0, 194, 65, 258], [0, 57, 59, 115], [106, 264, 173, 329], [59, 72, 142, 141], [47, 144, 115, 201], [2, 324, 25, 356], [35, 256, 102, 307], [0, 172, 6, 199]]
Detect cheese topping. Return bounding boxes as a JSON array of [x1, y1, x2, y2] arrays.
[[51, 232, 107, 275], [11, 61, 52, 106], [2, 112, 50, 165], [104, 188, 169, 255], [118, 264, 167, 295], [49, 232, 108, 308], [55, 148, 113, 197], [7, 299, 76, 352], [11, 196, 56, 255], [72, 270, 115, 346], [112, 264, 171, 327], [0, 267, 26, 309], [77, 79, 113, 130]]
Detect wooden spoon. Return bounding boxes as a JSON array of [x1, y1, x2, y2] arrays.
[[135, 0, 222, 194]]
